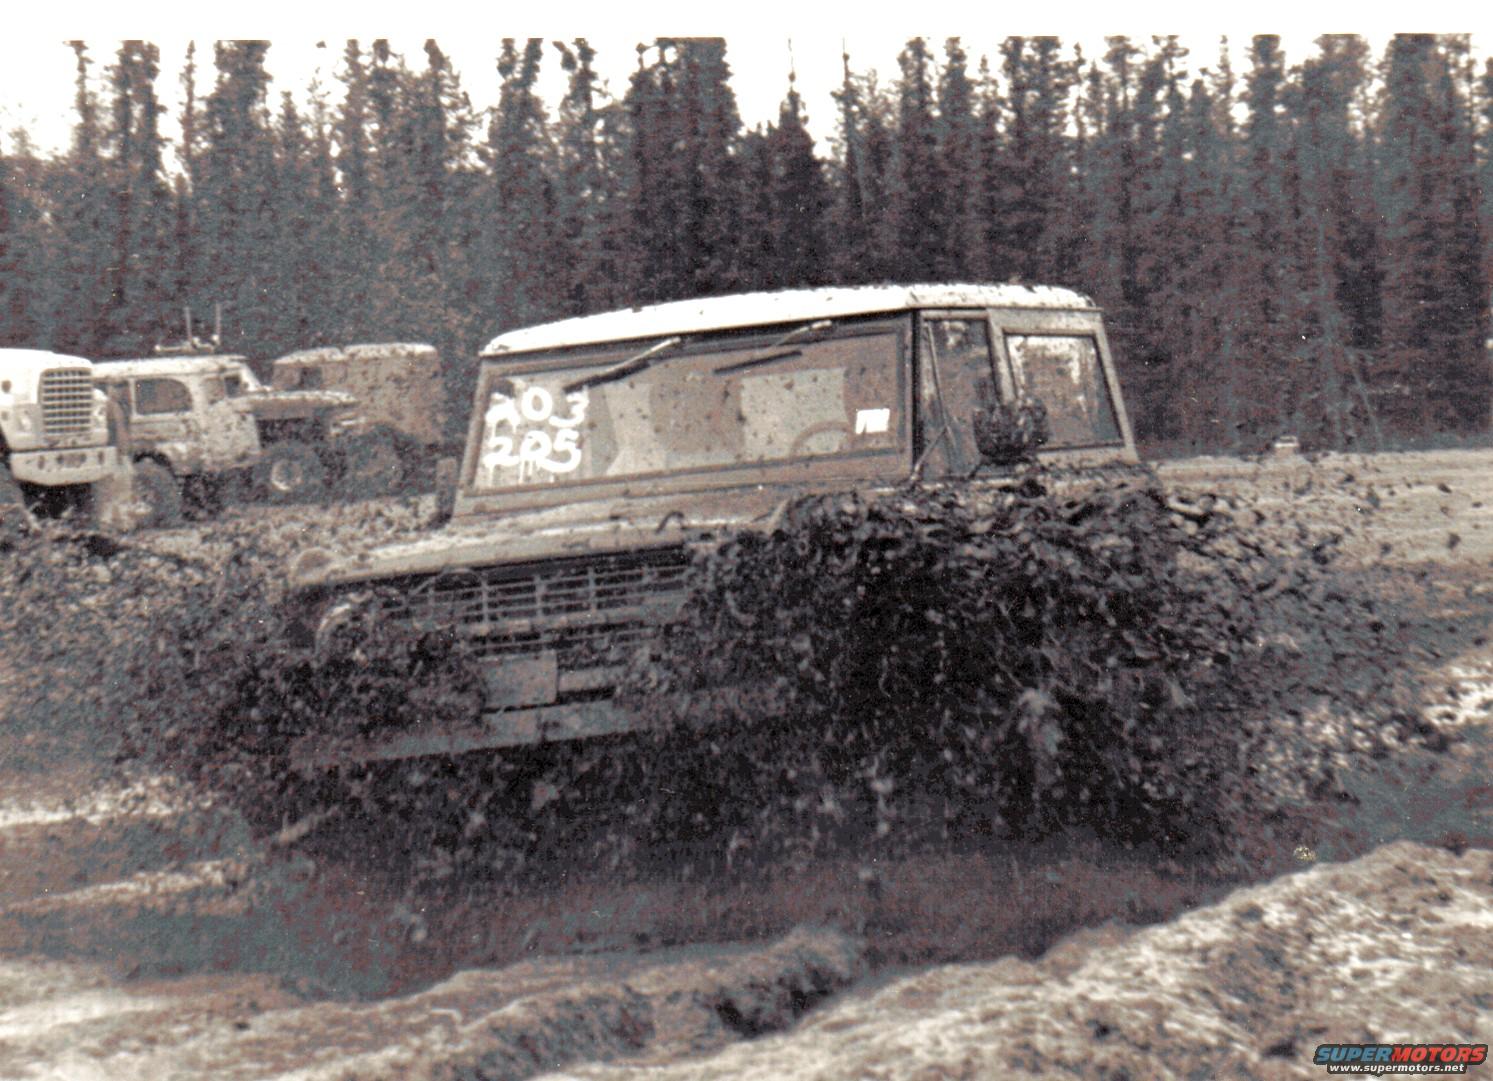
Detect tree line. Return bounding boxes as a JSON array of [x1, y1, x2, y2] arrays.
[[1, 35, 1490, 453]]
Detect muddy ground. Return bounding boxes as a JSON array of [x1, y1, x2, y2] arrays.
[[0, 448, 1490, 1079]]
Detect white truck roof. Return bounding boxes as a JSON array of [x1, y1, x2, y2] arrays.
[[274, 343, 438, 368], [93, 355, 250, 379], [480, 283, 1097, 356]]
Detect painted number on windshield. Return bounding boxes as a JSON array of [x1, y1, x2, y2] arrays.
[[480, 382, 589, 481]]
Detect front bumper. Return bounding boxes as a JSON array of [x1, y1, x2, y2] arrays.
[[9, 446, 118, 486]]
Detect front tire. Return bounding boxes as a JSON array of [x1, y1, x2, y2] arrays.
[[257, 441, 327, 502], [133, 459, 183, 529]]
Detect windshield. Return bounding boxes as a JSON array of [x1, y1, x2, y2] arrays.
[[473, 327, 904, 492]]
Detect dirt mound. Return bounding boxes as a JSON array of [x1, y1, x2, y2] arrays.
[[543, 841, 1493, 1080], [0, 927, 862, 1081]]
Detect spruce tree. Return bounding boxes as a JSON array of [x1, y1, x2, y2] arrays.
[[1235, 35, 1293, 442], [1285, 35, 1382, 446], [736, 125, 777, 292], [830, 53, 895, 282], [935, 38, 980, 279], [1376, 34, 1489, 434], [1000, 37, 1077, 284], [980, 53, 1017, 281], [103, 41, 173, 353], [766, 76, 829, 289], [553, 39, 624, 315], [1479, 59, 1493, 322], [485, 38, 559, 328], [52, 42, 113, 355], [333, 40, 378, 335], [892, 37, 945, 281], [1170, 67, 1244, 448], [675, 38, 746, 295], [0, 132, 48, 346]]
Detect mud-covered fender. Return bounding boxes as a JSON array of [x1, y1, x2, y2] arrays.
[[148, 441, 200, 476]]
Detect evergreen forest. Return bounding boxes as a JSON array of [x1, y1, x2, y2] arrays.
[[2, 35, 1492, 454]]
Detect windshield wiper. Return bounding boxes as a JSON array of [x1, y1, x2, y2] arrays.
[[712, 320, 833, 375], [564, 336, 684, 394]]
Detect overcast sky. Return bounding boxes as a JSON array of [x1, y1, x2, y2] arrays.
[[0, 1, 1471, 159]]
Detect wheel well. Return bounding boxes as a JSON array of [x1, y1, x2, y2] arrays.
[[133, 452, 178, 476]]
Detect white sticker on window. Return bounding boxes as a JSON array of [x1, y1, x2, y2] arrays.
[[854, 407, 891, 435]]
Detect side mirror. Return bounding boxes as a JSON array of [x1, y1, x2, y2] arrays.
[[974, 398, 1050, 466]]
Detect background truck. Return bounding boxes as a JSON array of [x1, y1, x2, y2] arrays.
[[220, 359, 363, 500], [1, 348, 118, 536], [288, 282, 1140, 763], [268, 342, 447, 495], [93, 356, 263, 526]]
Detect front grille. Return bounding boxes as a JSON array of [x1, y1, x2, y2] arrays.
[[470, 623, 661, 675], [39, 368, 95, 436], [385, 547, 691, 669]]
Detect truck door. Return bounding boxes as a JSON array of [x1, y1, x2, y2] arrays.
[[201, 373, 262, 467], [918, 313, 1006, 475], [131, 377, 197, 466]]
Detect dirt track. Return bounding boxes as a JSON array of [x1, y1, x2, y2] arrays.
[[1, 447, 1491, 1079]]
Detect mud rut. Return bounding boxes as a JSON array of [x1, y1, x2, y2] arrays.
[[1, 448, 1492, 1078]]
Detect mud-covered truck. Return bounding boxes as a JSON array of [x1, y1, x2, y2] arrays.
[[220, 359, 363, 500], [1, 348, 118, 533], [93, 356, 264, 525], [269, 343, 446, 494], [288, 283, 1138, 763]]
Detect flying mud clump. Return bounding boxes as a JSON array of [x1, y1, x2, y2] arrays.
[[84, 467, 1434, 885]]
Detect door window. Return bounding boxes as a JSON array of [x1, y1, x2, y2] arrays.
[[1004, 334, 1121, 447], [134, 378, 192, 415]]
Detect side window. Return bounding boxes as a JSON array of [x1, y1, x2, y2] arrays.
[[222, 375, 243, 397], [1004, 334, 1121, 447], [135, 377, 192, 415], [922, 317, 997, 474]]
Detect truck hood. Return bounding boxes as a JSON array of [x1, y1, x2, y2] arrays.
[[291, 484, 852, 589], [244, 388, 360, 412], [290, 458, 1153, 591]]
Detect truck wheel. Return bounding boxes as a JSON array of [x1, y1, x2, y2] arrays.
[[133, 459, 183, 529], [259, 441, 327, 502], [343, 432, 404, 499], [0, 464, 32, 545]]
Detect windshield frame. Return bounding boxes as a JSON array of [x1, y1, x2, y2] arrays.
[[456, 315, 914, 517]]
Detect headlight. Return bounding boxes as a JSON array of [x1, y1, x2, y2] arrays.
[[14, 407, 34, 433], [315, 596, 365, 650], [281, 586, 370, 652]]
